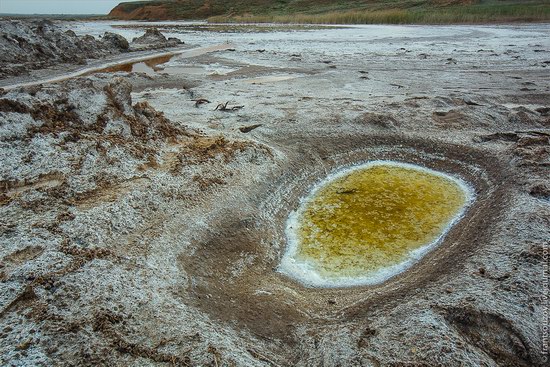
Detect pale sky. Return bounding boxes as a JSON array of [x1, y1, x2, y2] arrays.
[[0, 0, 144, 15]]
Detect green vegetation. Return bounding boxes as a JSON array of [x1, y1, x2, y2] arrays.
[[118, 1, 155, 13], [110, 0, 550, 24]]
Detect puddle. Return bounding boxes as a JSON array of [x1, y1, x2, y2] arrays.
[[96, 54, 175, 75], [279, 161, 474, 287], [93, 43, 235, 76]]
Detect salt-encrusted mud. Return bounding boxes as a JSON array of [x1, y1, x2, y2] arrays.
[[0, 21, 549, 367], [0, 20, 183, 79]]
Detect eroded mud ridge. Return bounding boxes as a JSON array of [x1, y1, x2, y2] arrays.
[[0, 20, 129, 79], [1, 22, 549, 367], [0, 21, 183, 79]]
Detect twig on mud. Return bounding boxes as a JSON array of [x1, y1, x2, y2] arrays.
[[390, 83, 404, 89], [463, 98, 482, 106], [214, 101, 244, 112], [214, 101, 229, 111], [239, 124, 262, 133], [194, 98, 211, 108]]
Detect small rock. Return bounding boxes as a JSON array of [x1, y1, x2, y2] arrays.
[[132, 28, 183, 48], [132, 28, 168, 44]]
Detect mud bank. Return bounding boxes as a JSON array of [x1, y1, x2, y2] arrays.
[[0, 19, 128, 79], [0, 20, 183, 79], [0, 22, 549, 367]]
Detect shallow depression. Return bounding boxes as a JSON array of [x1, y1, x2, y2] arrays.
[[280, 161, 475, 288]]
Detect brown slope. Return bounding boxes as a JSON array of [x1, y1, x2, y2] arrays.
[[109, 3, 170, 20], [107, 0, 550, 22]]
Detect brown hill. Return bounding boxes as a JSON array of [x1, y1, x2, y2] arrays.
[[107, 0, 550, 23], [109, 2, 169, 20]]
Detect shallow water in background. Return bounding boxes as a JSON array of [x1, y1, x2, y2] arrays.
[[96, 54, 175, 75], [92, 44, 235, 76]]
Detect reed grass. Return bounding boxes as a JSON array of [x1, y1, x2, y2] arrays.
[[112, 0, 550, 24], [208, 4, 550, 24]]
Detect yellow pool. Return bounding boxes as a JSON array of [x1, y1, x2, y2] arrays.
[[280, 161, 473, 287]]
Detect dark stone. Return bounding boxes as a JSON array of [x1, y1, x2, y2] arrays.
[[102, 32, 130, 51]]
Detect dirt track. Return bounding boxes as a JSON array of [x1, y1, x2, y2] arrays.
[[0, 21, 549, 366]]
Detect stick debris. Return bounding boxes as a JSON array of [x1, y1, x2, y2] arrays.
[[194, 98, 211, 107], [214, 101, 244, 112]]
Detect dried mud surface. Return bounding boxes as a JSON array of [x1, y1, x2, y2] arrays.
[[0, 21, 549, 367]]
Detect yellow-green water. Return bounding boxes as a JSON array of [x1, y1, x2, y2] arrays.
[[284, 162, 471, 285]]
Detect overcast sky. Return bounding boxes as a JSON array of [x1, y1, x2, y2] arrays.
[[0, 0, 143, 15]]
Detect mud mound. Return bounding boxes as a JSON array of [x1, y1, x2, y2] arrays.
[[109, 3, 171, 20], [0, 20, 130, 79], [0, 77, 269, 207], [0, 77, 276, 365], [131, 28, 183, 50]]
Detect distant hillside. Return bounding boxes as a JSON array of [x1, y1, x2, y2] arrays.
[[108, 0, 550, 23]]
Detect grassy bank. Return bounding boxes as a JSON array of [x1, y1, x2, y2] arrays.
[[109, 0, 550, 24], [208, 3, 550, 24]]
